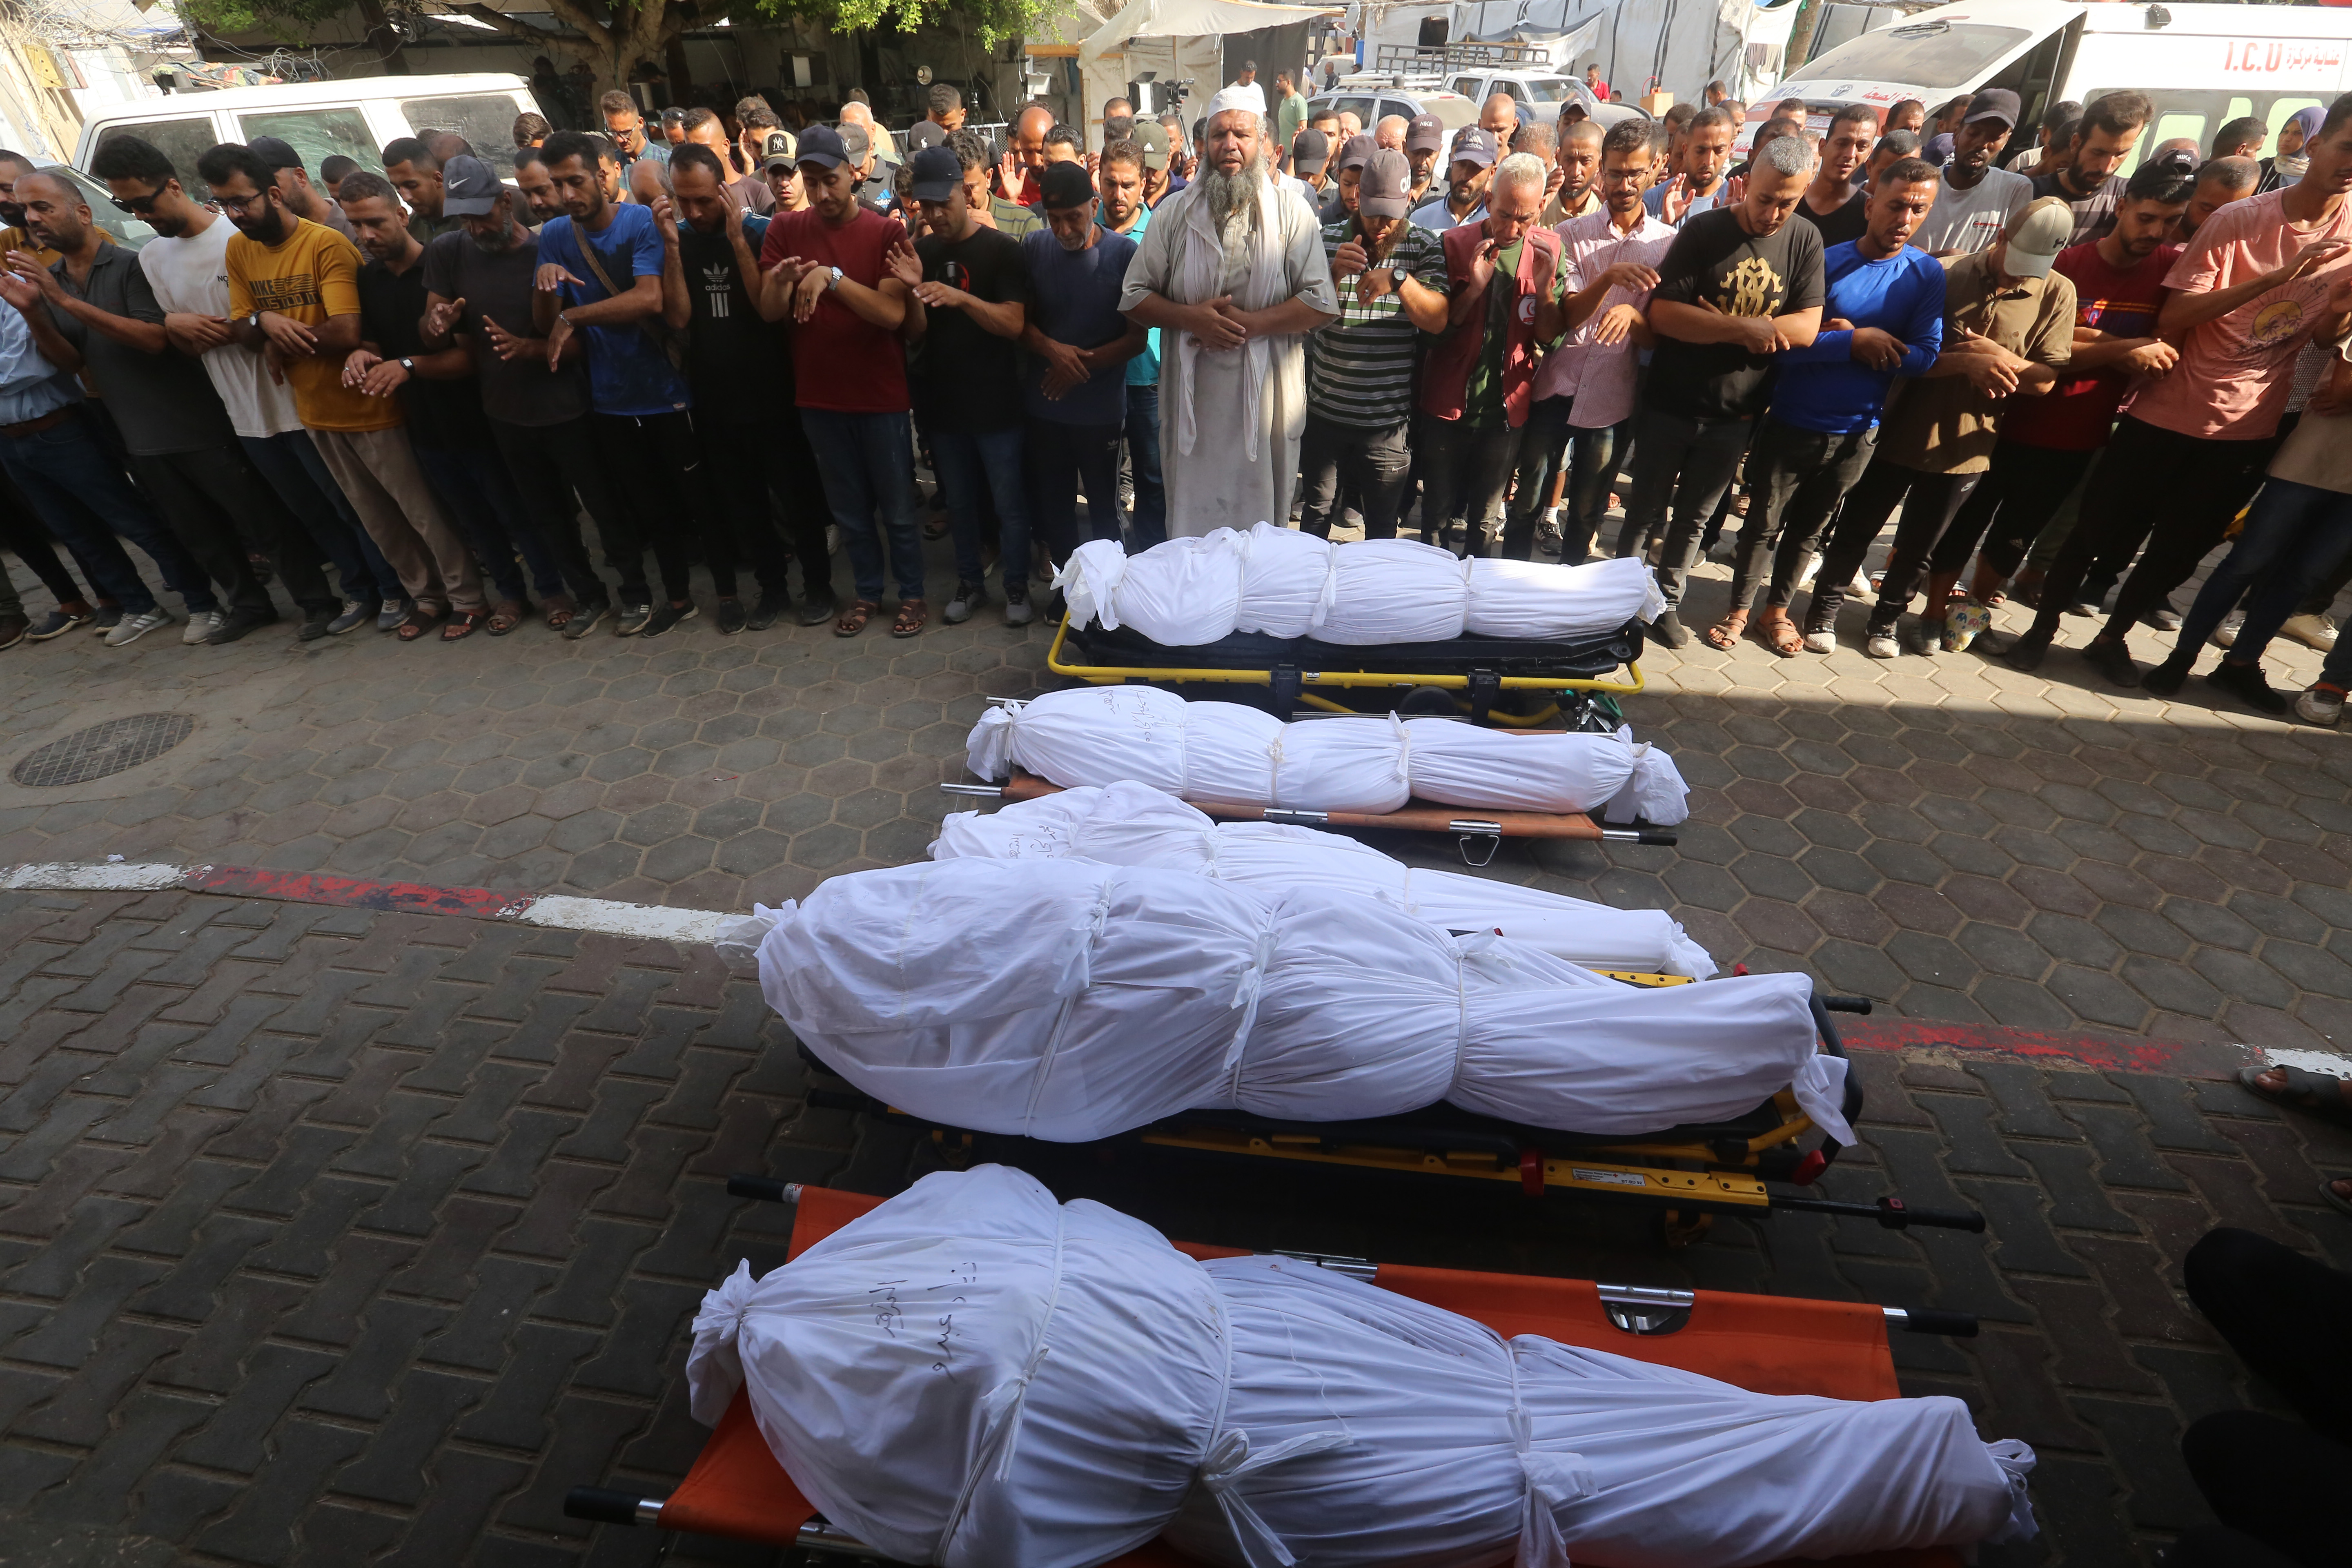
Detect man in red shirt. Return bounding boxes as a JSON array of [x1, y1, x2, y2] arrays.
[[759, 125, 927, 637], [1930, 163, 2189, 647], [2006, 94, 2352, 682]]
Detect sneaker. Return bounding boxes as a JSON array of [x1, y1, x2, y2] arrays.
[[1794, 552, 1821, 590], [2065, 600, 2100, 619], [1650, 610, 1691, 650], [2296, 683, 2346, 726], [104, 607, 174, 647], [89, 607, 122, 634], [562, 600, 609, 641], [944, 579, 988, 625], [2140, 604, 2183, 633], [2002, 630, 2053, 673], [1864, 631, 1899, 659], [2207, 659, 2290, 715], [2140, 655, 2192, 697], [1847, 572, 1874, 604], [376, 600, 410, 632], [0, 612, 26, 650], [27, 608, 89, 640], [639, 602, 696, 639], [207, 607, 279, 646], [183, 609, 225, 646], [714, 597, 748, 635], [2280, 611, 2338, 652], [328, 599, 375, 635], [2212, 610, 2245, 648], [746, 590, 788, 632], [2081, 637, 2141, 688], [616, 603, 655, 636], [1004, 584, 1035, 627], [1904, 617, 1942, 656], [797, 593, 839, 628], [1801, 626, 1835, 655], [299, 608, 334, 641], [1943, 598, 1993, 653]]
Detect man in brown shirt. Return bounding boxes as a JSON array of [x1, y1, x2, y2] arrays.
[[1799, 196, 2076, 657]]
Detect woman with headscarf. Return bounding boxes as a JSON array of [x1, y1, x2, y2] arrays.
[[2257, 106, 2324, 194]]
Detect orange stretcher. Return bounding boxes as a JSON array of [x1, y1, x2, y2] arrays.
[[566, 1183, 1969, 1568]]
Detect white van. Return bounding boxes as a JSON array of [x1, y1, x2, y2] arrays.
[[74, 73, 543, 200], [1746, 0, 2352, 167]]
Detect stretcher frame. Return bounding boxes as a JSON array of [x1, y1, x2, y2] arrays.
[[564, 1181, 1972, 1567], [789, 990, 1987, 1248], [1047, 612, 1648, 724]]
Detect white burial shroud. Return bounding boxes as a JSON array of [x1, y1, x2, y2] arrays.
[[930, 780, 1718, 978], [1052, 523, 1668, 645], [748, 858, 1850, 1144], [687, 1165, 2038, 1568], [966, 685, 1690, 825]]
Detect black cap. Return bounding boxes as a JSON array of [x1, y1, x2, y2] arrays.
[[908, 143, 962, 202], [1039, 160, 1095, 209], [246, 135, 303, 172], [904, 118, 945, 151], [1964, 88, 2022, 128], [796, 124, 848, 169], [1291, 127, 1330, 175]]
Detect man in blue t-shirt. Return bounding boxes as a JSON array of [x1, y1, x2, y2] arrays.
[[1095, 138, 1164, 545], [535, 129, 699, 638], [1700, 158, 1945, 657], [1018, 161, 1147, 566]]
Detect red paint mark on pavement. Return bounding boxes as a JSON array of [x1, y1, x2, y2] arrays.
[[1840, 1016, 2257, 1081], [183, 864, 537, 921]]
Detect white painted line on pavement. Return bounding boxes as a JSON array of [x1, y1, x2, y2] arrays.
[[506, 894, 731, 945], [2263, 1047, 2352, 1078], [0, 862, 190, 891]]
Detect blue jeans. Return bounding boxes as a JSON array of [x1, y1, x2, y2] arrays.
[[801, 408, 924, 602], [239, 429, 405, 605], [1123, 382, 1166, 547], [933, 425, 1033, 594], [414, 443, 565, 604], [2175, 476, 2352, 671], [0, 403, 215, 615]]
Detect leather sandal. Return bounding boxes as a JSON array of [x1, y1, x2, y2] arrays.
[[440, 611, 486, 641], [833, 599, 878, 637], [1702, 609, 1748, 651], [891, 599, 929, 638], [396, 610, 445, 642], [486, 600, 526, 636]]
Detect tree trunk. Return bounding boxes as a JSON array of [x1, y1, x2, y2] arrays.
[[354, 0, 412, 74]]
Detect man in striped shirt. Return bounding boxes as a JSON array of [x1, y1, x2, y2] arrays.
[[1297, 148, 1449, 539]]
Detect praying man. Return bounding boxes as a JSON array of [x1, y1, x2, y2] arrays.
[[1120, 82, 1339, 536]]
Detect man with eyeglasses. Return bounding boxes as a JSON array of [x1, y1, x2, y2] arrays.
[[92, 134, 400, 635]]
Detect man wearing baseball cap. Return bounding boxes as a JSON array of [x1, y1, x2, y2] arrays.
[[1321, 132, 1375, 224], [1804, 196, 2074, 659], [1299, 146, 1448, 541], [1411, 125, 1497, 232], [760, 129, 802, 213], [1910, 88, 2033, 256], [1283, 127, 1331, 210], [1403, 114, 1446, 209]]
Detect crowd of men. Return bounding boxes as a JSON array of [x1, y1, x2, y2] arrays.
[[0, 74, 2346, 723]]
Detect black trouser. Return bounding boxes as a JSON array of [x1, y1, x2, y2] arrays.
[[489, 415, 624, 607], [0, 479, 91, 606], [129, 446, 329, 617], [1726, 415, 1875, 617], [1417, 414, 1521, 557], [2026, 416, 2277, 644], [1806, 457, 1980, 634], [1931, 438, 2100, 584], [2176, 1228, 2352, 1568], [1623, 405, 1752, 604], [764, 404, 837, 605], [694, 423, 794, 599], [1298, 413, 1411, 540], [1024, 415, 1121, 568], [592, 411, 701, 603]]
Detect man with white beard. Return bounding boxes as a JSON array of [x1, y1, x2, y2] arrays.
[[1120, 84, 1339, 535]]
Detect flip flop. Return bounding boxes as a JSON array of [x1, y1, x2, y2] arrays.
[[2236, 1065, 2352, 1127]]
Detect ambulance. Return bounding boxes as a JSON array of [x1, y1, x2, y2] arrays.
[[1745, 0, 2352, 168]]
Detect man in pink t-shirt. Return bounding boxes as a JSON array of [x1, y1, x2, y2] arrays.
[[2006, 92, 2352, 682]]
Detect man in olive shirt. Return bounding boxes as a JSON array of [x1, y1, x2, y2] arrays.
[[1802, 198, 2076, 657]]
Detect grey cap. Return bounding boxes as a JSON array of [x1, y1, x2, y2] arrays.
[[441, 153, 501, 216], [1359, 147, 1414, 218], [836, 122, 871, 162]]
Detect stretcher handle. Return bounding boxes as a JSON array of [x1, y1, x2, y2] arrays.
[[1887, 1307, 1980, 1338], [1805, 993, 1863, 1176], [564, 1486, 664, 1526], [1598, 828, 1678, 846], [1818, 995, 1873, 1015], [1770, 1194, 1988, 1233], [726, 1174, 802, 1205]]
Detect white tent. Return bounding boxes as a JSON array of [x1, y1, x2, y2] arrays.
[[1079, 0, 1343, 148], [1350, 0, 1800, 102]]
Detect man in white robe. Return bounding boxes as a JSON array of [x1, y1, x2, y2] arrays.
[[1120, 86, 1339, 537]]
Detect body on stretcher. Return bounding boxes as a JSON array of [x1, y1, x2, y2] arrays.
[[564, 1181, 1979, 1566]]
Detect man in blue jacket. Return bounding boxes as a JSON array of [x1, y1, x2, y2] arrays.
[[1697, 158, 1946, 655]]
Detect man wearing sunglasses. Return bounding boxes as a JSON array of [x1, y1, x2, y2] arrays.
[[93, 134, 405, 636]]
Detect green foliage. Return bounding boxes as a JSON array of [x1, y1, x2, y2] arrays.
[[757, 0, 1052, 48], [175, 0, 347, 43]]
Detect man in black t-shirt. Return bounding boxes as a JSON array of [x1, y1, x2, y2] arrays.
[[896, 143, 1035, 626], [671, 143, 835, 630], [419, 155, 628, 637], [339, 169, 557, 638], [1619, 134, 1826, 648], [1800, 105, 1875, 247]]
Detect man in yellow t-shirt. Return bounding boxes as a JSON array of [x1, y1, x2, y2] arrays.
[[204, 142, 483, 637]]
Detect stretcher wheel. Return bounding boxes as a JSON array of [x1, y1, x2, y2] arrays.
[[1396, 685, 1459, 716]]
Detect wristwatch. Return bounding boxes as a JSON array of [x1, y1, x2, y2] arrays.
[[397, 356, 415, 374], [826, 265, 844, 290], [247, 310, 261, 327], [1389, 265, 1410, 289]]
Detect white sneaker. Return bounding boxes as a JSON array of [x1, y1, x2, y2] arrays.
[[1794, 551, 1821, 590], [1849, 572, 1875, 603], [2212, 610, 2245, 648], [2280, 612, 2337, 651], [2298, 685, 2346, 726], [182, 609, 224, 646], [105, 607, 174, 647], [1864, 632, 1899, 659], [1802, 627, 1835, 655]]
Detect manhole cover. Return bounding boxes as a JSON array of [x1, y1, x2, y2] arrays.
[[11, 713, 196, 788]]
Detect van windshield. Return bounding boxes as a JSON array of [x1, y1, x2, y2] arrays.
[[1787, 20, 2034, 91]]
